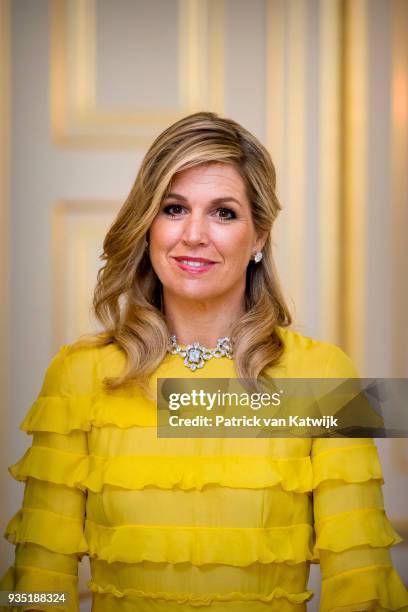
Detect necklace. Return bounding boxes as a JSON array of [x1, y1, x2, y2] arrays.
[[168, 334, 233, 371]]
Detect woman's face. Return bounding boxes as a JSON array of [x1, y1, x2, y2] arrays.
[[148, 163, 266, 305]]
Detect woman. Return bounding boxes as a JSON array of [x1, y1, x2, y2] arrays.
[[1, 112, 407, 612]]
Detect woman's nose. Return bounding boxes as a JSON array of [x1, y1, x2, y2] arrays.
[[181, 212, 209, 245]]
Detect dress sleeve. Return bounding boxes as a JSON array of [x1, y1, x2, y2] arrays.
[[0, 345, 90, 612], [311, 345, 408, 612]]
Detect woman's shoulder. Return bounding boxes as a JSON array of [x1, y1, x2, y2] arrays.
[[276, 325, 335, 356], [19, 338, 127, 435], [64, 334, 124, 362], [274, 326, 360, 377], [49, 335, 126, 395]]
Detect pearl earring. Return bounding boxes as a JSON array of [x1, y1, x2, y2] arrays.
[[254, 251, 263, 263]]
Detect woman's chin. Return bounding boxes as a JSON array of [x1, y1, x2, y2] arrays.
[[166, 285, 224, 302]]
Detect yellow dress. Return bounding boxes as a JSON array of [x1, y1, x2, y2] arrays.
[[1, 327, 408, 612]]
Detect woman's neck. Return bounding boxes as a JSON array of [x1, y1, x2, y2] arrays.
[[163, 291, 246, 348]]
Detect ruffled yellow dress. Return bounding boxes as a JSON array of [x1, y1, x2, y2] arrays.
[[1, 327, 408, 612]]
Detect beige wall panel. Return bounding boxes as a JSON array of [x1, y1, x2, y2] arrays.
[[51, 0, 225, 146], [52, 201, 119, 349], [0, 0, 11, 571], [95, 0, 180, 110]]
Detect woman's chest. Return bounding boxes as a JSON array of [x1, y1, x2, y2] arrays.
[[85, 426, 313, 528]]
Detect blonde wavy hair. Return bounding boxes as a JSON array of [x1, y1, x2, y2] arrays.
[[69, 111, 292, 399]]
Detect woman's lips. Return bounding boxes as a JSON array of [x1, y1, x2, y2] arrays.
[[173, 258, 217, 274]]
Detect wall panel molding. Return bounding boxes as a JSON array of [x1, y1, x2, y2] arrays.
[[391, 0, 408, 377], [266, 0, 307, 330], [50, 0, 225, 148], [267, 0, 342, 341], [340, 0, 368, 370], [319, 0, 341, 344], [52, 200, 120, 349]]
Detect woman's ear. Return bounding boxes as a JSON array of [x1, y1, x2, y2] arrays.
[[254, 230, 268, 253]]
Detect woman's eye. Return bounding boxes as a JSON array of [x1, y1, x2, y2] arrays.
[[163, 204, 185, 216], [215, 208, 236, 221]]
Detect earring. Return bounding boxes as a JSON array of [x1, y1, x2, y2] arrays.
[[254, 251, 263, 263], [145, 240, 149, 250]]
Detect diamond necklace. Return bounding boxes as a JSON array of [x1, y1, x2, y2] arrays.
[[168, 334, 233, 371]]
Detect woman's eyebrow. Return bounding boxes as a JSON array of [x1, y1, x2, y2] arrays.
[[165, 192, 242, 207]]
